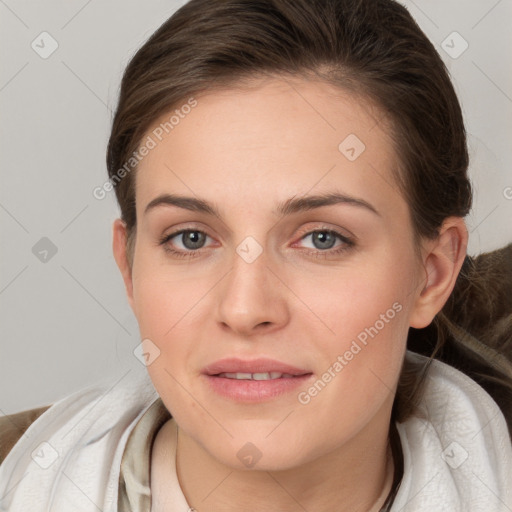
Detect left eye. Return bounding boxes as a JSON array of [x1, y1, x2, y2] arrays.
[[298, 230, 345, 251]]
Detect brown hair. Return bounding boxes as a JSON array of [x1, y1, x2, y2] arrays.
[[106, 0, 512, 430]]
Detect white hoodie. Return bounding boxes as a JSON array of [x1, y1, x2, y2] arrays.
[[0, 351, 511, 511]]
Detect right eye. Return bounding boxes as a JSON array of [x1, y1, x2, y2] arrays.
[[159, 229, 213, 258]]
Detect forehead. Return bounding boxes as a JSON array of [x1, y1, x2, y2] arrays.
[[134, 76, 405, 221]]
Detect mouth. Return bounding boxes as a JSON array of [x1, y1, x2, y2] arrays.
[[202, 358, 313, 402]]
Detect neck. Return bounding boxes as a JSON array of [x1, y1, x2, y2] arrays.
[[174, 419, 395, 512]]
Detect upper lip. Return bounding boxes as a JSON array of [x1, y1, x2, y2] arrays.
[[203, 358, 311, 376]]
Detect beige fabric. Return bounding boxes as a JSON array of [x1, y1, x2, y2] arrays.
[[118, 398, 170, 511], [117, 398, 194, 512]]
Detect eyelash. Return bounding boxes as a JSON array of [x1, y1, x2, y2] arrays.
[[158, 226, 355, 260]]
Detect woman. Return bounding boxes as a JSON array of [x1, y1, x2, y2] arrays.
[[1, 0, 511, 510]]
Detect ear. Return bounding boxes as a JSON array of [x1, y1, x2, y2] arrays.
[[409, 217, 468, 329], [112, 218, 135, 312]]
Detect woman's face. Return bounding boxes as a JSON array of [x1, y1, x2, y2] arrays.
[[125, 77, 426, 470]]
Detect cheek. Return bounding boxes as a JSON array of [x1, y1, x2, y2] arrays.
[[292, 253, 415, 401], [131, 248, 204, 338], [130, 270, 199, 419], [295, 255, 413, 344], [130, 255, 212, 378]]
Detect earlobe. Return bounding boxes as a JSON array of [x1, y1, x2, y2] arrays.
[[112, 218, 135, 312], [409, 217, 468, 329]]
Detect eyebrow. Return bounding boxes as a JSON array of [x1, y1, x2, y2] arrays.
[[144, 191, 380, 218]]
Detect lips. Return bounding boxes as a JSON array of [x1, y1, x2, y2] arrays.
[[202, 358, 313, 402], [202, 357, 311, 377]]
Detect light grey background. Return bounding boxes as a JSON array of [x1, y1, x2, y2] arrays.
[[1, 0, 511, 414]]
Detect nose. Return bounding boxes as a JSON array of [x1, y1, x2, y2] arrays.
[[215, 246, 290, 336]]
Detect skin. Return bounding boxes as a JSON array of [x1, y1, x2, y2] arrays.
[[113, 76, 468, 512]]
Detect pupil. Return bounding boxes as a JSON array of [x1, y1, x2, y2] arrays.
[[314, 231, 335, 250], [183, 231, 205, 249]]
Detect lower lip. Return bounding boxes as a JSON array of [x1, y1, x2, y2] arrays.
[[203, 374, 314, 402]]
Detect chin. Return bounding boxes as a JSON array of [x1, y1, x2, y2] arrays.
[[193, 426, 311, 472]]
